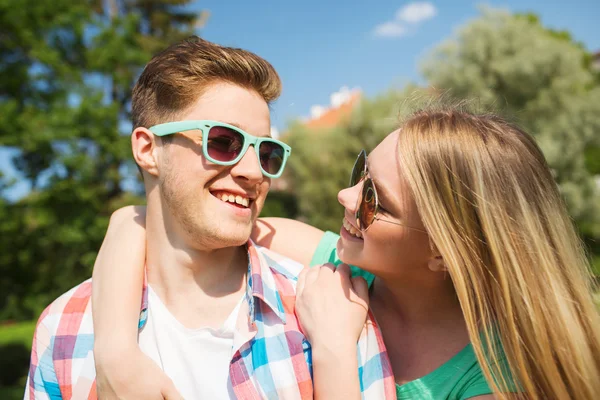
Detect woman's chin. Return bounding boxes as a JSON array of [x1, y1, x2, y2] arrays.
[[336, 236, 362, 266]]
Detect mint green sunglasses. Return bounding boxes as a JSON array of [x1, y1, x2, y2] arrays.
[[149, 120, 292, 178]]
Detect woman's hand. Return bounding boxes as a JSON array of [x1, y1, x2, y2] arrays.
[[295, 263, 369, 399], [95, 345, 182, 400], [295, 263, 369, 351]]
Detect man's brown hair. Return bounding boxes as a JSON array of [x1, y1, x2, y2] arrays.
[[131, 35, 282, 130]]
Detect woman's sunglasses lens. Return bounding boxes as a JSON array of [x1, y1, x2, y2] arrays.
[[258, 141, 285, 175], [207, 126, 244, 162], [359, 179, 377, 230]]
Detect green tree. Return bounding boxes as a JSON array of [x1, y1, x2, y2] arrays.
[[285, 87, 428, 231], [0, 0, 207, 320], [286, 7, 600, 257], [422, 7, 600, 238]]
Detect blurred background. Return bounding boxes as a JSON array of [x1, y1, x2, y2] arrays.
[[1, 0, 599, 397]]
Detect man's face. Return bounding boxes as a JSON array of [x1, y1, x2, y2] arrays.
[[156, 82, 272, 250]]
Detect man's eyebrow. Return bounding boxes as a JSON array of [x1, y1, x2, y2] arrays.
[[225, 121, 272, 138], [224, 121, 245, 130]]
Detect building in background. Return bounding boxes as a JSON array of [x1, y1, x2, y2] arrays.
[[303, 87, 362, 130], [271, 87, 362, 191]]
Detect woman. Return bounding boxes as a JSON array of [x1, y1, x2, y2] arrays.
[[92, 107, 600, 399]]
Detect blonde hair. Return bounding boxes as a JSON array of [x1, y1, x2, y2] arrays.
[[398, 107, 600, 399]]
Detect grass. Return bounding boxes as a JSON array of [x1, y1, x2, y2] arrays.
[[0, 320, 36, 349], [0, 321, 35, 399], [0, 386, 24, 400]]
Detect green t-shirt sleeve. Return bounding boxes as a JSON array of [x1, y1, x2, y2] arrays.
[[309, 231, 375, 287]]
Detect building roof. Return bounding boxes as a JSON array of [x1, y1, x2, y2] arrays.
[[302, 91, 362, 130]]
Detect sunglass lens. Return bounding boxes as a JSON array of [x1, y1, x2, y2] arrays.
[[350, 151, 366, 187], [207, 126, 244, 162], [258, 141, 285, 175], [358, 178, 377, 230]]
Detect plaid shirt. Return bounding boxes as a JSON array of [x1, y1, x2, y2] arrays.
[[25, 241, 396, 399]]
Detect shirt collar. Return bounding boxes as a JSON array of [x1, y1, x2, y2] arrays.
[[138, 239, 287, 329], [245, 239, 287, 324]]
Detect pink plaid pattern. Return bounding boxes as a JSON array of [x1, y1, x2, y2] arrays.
[[25, 241, 395, 399]]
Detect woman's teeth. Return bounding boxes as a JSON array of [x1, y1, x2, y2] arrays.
[[219, 193, 250, 207], [343, 218, 363, 238]]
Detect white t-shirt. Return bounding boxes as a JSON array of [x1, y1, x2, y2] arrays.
[[138, 285, 244, 399]]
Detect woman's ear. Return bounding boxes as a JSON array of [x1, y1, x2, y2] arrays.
[[132, 127, 160, 177], [427, 255, 447, 273], [427, 243, 447, 273]]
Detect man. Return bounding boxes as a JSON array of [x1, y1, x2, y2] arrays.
[[25, 36, 391, 400], [25, 36, 313, 400]]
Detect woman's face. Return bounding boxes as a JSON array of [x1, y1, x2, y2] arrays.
[[337, 130, 433, 279]]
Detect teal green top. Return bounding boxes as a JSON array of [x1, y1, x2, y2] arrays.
[[309, 231, 376, 287], [309, 231, 512, 400]]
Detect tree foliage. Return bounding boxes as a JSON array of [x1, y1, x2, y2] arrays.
[[0, 0, 206, 320], [421, 7, 600, 238], [287, 7, 600, 249], [285, 87, 428, 231]]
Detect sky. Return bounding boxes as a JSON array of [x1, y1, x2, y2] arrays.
[[191, 0, 600, 130], [1, 0, 599, 200]]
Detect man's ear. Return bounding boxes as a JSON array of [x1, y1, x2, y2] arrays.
[[132, 127, 160, 177]]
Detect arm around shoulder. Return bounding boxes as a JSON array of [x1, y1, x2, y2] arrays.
[[92, 205, 147, 351], [252, 217, 324, 265]]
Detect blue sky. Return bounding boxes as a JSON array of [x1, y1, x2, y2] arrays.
[[193, 0, 600, 130], [1, 0, 599, 200]]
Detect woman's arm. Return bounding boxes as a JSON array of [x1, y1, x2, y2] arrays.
[[92, 205, 146, 352], [295, 264, 369, 399], [92, 213, 324, 343], [92, 206, 181, 399], [90, 209, 325, 398], [92, 213, 322, 346], [252, 217, 325, 265]]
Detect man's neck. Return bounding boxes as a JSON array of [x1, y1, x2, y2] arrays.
[[144, 205, 249, 329]]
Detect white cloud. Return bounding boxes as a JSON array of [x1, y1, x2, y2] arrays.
[[270, 126, 280, 139], [310, 105, 326, 119], [396, 2, 437, 24], [330, 86, 355, 108], [373, 21, 407, 38], [372, 2, 437, 39], [307, 86, 361, 120]]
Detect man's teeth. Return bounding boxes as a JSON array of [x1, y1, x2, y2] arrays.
[[342, 218, 363, 238], [219, 193, 250, 207]]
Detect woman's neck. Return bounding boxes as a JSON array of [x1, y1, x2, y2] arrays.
[[370, 273, 471, 385], [370, 273, 463, 327]]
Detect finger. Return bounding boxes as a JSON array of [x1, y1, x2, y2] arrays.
[[317, 262, 336, 279], [336, 263, 351, 277], [161, 377, 184, 400], [322, 262, 336, 272], [296, 267, 310, 298], [336, 263, 352, 290], [350, 276, 370, 311]]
